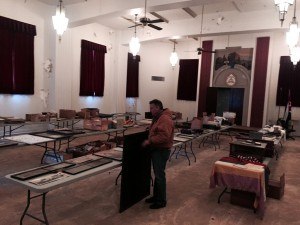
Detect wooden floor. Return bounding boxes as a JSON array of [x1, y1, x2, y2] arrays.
[[0, 127, 300, 225]]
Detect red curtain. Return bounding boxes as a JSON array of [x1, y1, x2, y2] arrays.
[[0, 16, 36, 94], [276, 56, 300, 107], [197, 40, 213, 117], [250, 37, 270, 127], [79, 40, 107, 96], [177, 59, 199, 101], [126, 53, 140, 97]]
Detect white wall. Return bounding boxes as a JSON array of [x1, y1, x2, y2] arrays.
[[135, 41, 178, 118], [52, 23, 119, 114], [1, 0, 298, 132], [0, 0, 49, 118]]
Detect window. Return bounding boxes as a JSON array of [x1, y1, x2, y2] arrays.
[[79, 40, 107, 96], [126, 53, 140, 97], [0, 16, 36, 94], [177, 59, 199, 101]]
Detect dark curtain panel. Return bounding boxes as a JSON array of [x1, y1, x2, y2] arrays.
[[276, 56, 300, 107], [80, 40, 107, 96], [126, 53, 140, 97], [94, 49, 105, 96], [0, 16, 36, 94], [13, 33, 34, 94], [80, 47, 94, 96], [177, 59, 199, 101], [0, 29, 14, 93], [0, 16, 36, 36], [197, 40, 213, 116], [250, 37, 270, 128]]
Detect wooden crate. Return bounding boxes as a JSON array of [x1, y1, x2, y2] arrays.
[[59, 109, 76, 119], [267, 173, 285, 200], [230, 189, 255, 209]]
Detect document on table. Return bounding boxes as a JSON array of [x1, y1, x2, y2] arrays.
[[29, 172, 69, 186], [174, 136, 190, 142], [113, 147, 123, 152], [4, 134, 54, 144]]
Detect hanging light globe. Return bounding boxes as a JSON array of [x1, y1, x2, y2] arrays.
[[290, 46, 300, 65], [52, 0, 69, 37], [129, 36, 140, 57], [170, 52, 179, 67]]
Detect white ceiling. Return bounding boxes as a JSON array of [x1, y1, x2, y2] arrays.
[[37, 0, 278, 30], [36, 0, 296, 43]]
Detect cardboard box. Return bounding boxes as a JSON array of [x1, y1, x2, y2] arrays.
[[267, 173, 285, 200], [26, 113, 50, 122], [230, 189, 255, 209], [59, 109, 76, 119], [67, 140, 113, 158], [81, 108, 99, 118]]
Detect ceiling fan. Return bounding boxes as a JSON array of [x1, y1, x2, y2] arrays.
[[129, 0, 164, 30], [196, 47, 216, 55]]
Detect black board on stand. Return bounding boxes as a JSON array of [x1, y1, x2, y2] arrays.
[[119, 130, 150, 213]]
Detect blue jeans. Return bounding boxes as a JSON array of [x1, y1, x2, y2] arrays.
[[151, 148, 171, 204]]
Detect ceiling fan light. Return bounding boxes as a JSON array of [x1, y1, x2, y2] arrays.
[[129, 37, 140, 56]]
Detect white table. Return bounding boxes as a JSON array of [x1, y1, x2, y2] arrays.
[[5, 159, 121, 224]]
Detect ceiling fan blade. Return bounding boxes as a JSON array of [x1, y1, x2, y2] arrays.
[[148, 24, 162, 30], [202, 49, 216, 53], [128, 23, 143, 28], [197, 47, 216, 54], [121, 16, 136, 24], [147, 19, 164, 23]]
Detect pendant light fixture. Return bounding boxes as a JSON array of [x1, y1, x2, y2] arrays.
[[274, 0, 294, 26], [290, 46, 300, 65], [52, 0, 69, 40], [170, 40, 179, 67], [129, 14, 141, 57], [285, 0, 300, 65], [286, 0, 299, 48]]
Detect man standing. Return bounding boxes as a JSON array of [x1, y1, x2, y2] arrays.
[[142, 99, 174, 209]]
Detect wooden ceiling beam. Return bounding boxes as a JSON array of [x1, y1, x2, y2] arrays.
[[182, 7, 197, 18], [150, 12, 169, 23]]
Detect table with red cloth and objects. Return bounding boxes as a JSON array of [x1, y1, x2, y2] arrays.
[[209, 158, 267, 218]]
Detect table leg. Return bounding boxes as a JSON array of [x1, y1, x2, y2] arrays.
[[218, 187, 228, 203], [169, 147, 177, 162], [189, 142, 196, 162], [41, 142, 48, 164], [183, 143, 191, 166], [20, 190, 49, 225]]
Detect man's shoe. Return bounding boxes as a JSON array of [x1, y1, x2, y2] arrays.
[[145, 196, 155, 203], [149, 202, 166, 209]]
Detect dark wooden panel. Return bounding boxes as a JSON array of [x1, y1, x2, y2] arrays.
[[120, 131, 150, 212], [197, 40, 213, 116], [250, 37, 270, 127], [205, 87, 218, 115], [229, 88, 244, 125], [206, 87, 244, 125]]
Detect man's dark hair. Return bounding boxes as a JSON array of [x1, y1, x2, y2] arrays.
[[149, 99, 163, 110]]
